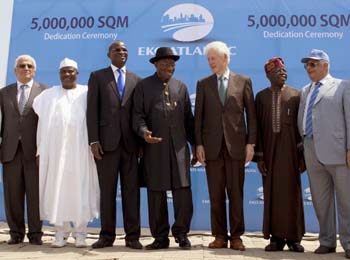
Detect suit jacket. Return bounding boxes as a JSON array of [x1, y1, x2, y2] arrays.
[[0, 82, 47, 162], [87, 66, 141, 152], [298, 76, 350, 165], [195, 72, 257, 160]]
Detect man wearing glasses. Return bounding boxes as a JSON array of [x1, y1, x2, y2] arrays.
[[298, 49, 350, 259], [0, 55, 47, 245], [87, 41, 143, 249]]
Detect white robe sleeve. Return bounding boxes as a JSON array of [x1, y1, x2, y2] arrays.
[[33, 93, 44, 157]]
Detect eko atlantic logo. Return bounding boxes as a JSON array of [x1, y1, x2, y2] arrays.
[[303, 187, 312, 205], [161, 3, 214, 42], [248, 186, 264, 205]]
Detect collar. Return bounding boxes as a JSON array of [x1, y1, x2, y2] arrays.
[[110, 64, 126, 74], [154, 72, 172, 84], [315, 74, 332, 86], [17, 79, 34, 90], [216, 68, 230, 80]]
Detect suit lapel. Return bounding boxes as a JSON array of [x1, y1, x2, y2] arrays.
[[314, 78, 337, 105], [298, 84, 311, 133], [208, 74, 222, 106], [304, 84, 312, 97], [9, 84, 20, 114], [227, 72, 237, 89], [225, 72, 239, 107], [106, 67, 121, 101], [21, 82, 40, 115], [301, 83, 312, 116], [121, 71, 133, 106]]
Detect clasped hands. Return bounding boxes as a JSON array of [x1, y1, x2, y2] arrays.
[[257, 158, 306, 177], [196, 144, 255, 167]]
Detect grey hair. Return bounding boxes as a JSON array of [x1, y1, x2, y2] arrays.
[[204, 41, 230, 64], [14, 54, 37, 70], [321, 60, 330, 72]]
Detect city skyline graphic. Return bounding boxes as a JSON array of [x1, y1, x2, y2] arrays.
[[161, 12, 209, 32]]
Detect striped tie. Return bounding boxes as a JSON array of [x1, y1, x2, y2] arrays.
[[18, 84, 27, 114], [305, 82, 321, 137]]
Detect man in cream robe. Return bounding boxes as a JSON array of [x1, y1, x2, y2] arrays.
[[33, 58, 99, 248]]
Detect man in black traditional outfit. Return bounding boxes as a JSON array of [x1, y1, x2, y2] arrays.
[[254, 57, 305, 252], [133, 47, 195, 250]]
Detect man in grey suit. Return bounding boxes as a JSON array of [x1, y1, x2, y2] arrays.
[[87, 40, 142, 249], [298, 49, 350, 259], [0, 55, 47, 245]]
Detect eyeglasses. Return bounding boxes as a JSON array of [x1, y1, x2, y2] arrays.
[[304, 61, 320, 69], [111, 48, 127, 53], [17, 64, 34, 69]]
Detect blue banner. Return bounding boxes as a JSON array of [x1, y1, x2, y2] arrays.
[[3, 0, 350, 232]]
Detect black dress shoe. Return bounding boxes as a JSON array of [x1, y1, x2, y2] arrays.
[[288, 242, 304, 253], [175, 236, 191, 249], [314, 245, 336, 254], [91, 239, 114, 249], [7, 237, 23, 245], [265, 240, 285, 252], [265, 242, 279, 251], [125, 240, 143, 249], [29, 237, 43, 245], [265, 241, 285, 251], [145, 238, 170, 250], [345, 249, 350, 259]]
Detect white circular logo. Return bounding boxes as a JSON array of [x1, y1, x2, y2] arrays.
[[161, 3, 214, 42]]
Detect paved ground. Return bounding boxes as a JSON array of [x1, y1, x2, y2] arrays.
[[0, 222, 347, 260]]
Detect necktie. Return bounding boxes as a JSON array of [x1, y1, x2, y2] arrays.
[[305, 82, 321, 137], [18, 84, 27, 114], [117, 68, 125, 99], [218, 75, 226, 105]]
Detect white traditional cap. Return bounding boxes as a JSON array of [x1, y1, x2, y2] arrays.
[[59, 57, 78, 69]]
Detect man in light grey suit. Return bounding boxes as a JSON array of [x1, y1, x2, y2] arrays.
[[297, 49, 350, 259]]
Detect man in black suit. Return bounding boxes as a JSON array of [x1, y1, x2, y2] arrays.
[[0, 55, 47, 245], [87, 41, 142, 249]]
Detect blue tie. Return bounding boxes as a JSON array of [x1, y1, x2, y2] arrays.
[[117, 68, 125, 99], [305, 82, 321, 137]]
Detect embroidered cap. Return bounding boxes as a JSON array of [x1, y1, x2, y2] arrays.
[[264, 57, 285, 74]]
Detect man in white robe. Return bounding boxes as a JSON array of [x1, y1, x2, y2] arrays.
[[33, 58, 99, 248]]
